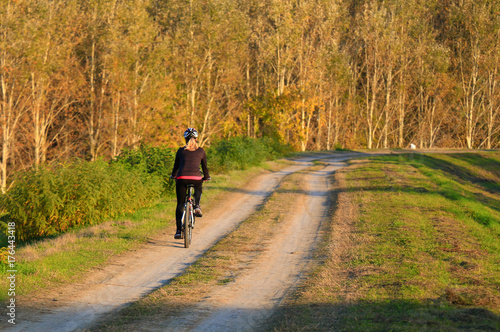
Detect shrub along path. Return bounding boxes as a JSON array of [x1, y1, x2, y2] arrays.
[[9, 152, 364, 331]]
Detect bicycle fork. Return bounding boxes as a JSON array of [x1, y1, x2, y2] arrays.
[[188, 198, 195, 228], [181, 199, 195, 230]]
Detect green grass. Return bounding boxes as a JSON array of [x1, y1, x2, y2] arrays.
[[268, 151, 500, 331], [0, 159, 164, 241]]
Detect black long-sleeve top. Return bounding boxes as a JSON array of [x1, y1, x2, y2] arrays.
[[171, 147, 210, 180]]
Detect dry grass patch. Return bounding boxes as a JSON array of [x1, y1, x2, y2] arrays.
[[17, 221, 129, 262]]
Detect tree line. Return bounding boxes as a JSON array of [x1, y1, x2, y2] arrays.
[[1, 0, 499, 192]]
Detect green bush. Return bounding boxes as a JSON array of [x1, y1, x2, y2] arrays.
[[0, 160, 162, 241], [113, 145, 176, 196], [207, 136, 291, 173]]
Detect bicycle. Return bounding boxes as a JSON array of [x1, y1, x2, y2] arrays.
[[181, 184, 196, 248], [172, 176, 210, 248]]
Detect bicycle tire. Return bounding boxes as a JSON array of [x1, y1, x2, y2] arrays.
[[188, 204, 193, 246], [180, 204, 187, 244], [184, 203, 192, 248]]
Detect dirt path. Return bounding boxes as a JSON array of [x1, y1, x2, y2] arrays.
[[156, 159, 350, 332], [10, 152, 364, 332]]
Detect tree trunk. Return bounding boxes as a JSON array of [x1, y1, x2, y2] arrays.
[[383, 65, 393, 149], [397, 87, 406, 148], [463, 42, 481, 149], [486, 70, 499, 149], [0, 76, 27, 193], [112, 91, 121, 158]]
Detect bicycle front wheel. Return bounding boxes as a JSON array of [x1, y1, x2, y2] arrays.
[[184, 203, 193, 248]]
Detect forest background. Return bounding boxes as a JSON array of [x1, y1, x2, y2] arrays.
[[1, 0, 500, 193]]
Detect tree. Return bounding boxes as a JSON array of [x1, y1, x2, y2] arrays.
[[78, 0, 114, 161], [355, 1, 387, 149], [481, 3, 500, 149], [448, 0, 496, 148], [22, 0, 80, 167], [0, 0, 30, 192]]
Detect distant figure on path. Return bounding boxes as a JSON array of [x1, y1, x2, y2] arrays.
[[171, 128, 210, 239]]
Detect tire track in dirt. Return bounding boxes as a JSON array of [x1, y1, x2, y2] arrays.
[[10, 153, 361, 332], [153, 157, 349, 332]]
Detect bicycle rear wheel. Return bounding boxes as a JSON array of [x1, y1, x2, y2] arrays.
[[184, 203, 193, 248]]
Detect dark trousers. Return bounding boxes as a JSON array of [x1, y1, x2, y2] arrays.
[[175, 179, 203, 231]]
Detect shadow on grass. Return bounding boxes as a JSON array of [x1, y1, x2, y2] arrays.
[[447, 153, 500, 179], [349, 153, 500, 225], [412, 154, 500, 194], [268, 300, 500, 331], [345, 183, 500, 221], [367, 152, 500, 194]]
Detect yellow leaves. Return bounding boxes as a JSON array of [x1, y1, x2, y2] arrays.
[[0, 247, 8, 264], [291, 94, 322, 115]]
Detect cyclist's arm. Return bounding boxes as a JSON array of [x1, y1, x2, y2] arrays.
[[171, 148, 181, 178], [201, 149, 210, 180]]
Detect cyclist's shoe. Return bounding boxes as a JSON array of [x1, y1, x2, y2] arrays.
[[174, 230, 182, 239], [194, 206, 203, 217]]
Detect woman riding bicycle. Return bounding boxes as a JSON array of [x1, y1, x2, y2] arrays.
[[171, 128, 210, 239]]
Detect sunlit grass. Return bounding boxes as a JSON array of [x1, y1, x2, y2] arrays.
[[269, 152, 500, 331], [0, 202, 175, 300]]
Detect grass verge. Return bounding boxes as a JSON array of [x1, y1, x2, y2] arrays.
[[268, 151, 500, 331]]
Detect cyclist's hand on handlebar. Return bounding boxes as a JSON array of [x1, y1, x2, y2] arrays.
[[203, 177, 211, 182], [170, 175, 176, 179]]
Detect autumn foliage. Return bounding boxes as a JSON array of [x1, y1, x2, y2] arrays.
[[1, 0, 500, 193]]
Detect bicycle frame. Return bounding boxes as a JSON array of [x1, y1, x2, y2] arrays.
[[181, 184, 196, 248]]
